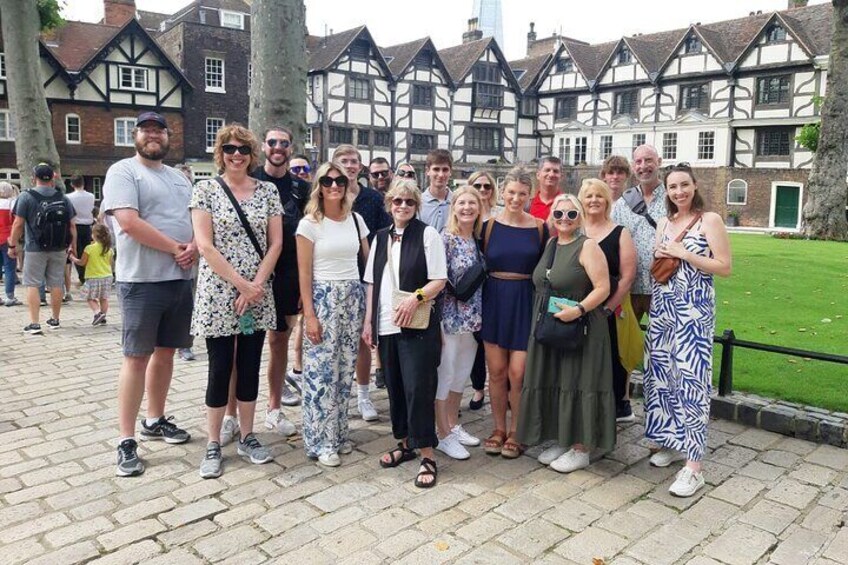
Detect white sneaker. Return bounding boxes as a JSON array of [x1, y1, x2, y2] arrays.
[[537, 445, 568, 466], [436, 432, 470, 460], [281, 387, 301, 407], [318, 453, 341, 467], [220, 416, 239, 446], [669, 467, 705, 497], [649, 448, 686, 468], [550, 449, 590, 473], [358, 398, 379, 422], [338, 441, 354, 455], [451, 425, 480, 447], [264, 409, 297, 436]]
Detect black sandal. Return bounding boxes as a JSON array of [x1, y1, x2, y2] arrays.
[[379, 442, 417, 468], [414, 457, 438, 488]]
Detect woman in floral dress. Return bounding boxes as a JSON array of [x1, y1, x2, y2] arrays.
[[191, 124, 283, 478], [644, 164, 731, 497], [296, 161, 369, 468]]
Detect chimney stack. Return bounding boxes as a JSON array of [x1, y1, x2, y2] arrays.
[[462, 18, 483, 44], [527, 22, 537, 55], [788, 0, 808, 8], [104, 0, 136, 26]]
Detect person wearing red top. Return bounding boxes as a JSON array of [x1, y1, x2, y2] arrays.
[[0, 181, 19, 306], [528, 157, 563, 221]]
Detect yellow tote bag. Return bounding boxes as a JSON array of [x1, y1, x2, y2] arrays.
[[616, 294, 643, 374]]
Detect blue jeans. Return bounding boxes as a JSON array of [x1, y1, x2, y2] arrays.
[[0, 243, 15, 299]]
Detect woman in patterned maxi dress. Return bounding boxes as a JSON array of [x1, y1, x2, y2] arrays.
[[643, 164, 732, 498]]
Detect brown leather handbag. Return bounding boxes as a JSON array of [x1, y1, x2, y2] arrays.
[[650, 215, 701, 284]]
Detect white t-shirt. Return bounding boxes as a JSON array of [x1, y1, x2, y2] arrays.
[[296, 212, 369, 281], [66, 190, 96, 225], [364, 225, 447, 336]]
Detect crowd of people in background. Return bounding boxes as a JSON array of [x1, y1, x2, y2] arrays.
[[3, 112, 732, 497]]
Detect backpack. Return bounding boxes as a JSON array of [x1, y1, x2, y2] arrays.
[[621, 186, 657, 229], [28, 189, 71, 250]]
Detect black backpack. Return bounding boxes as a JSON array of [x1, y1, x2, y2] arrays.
[[28, 190, 70, 250], [621, 186, 657, 229]]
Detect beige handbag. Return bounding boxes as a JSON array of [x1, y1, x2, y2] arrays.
[[388, 239, 431, 330]]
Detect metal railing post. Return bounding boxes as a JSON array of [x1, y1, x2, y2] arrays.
[[718, 329, 735, 396]]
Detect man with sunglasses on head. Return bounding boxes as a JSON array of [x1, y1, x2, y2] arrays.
[[235, 126, 309, 441], [368, 157, 393, 194], [332, 144, 391, 422], [611, 144, 667, 324], [289, 154, 313, 183], [529, 156, 563, 221]]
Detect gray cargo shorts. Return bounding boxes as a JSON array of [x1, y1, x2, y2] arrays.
[[117, 279, 193, 357]]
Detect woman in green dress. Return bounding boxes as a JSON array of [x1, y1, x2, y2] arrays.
[[516, 194, 615, 473]]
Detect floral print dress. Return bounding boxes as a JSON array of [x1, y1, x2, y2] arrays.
[[190, 179, 282, 338], [440, 232, 483, 335]]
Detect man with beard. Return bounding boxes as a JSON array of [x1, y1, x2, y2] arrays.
[[368, 157, 393, 194], [101, 112, 196, 477]]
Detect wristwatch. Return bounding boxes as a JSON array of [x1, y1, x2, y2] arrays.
[[576, 303, 587, 316], [602, 306, 614, 317], [415, 288, 426, 302]]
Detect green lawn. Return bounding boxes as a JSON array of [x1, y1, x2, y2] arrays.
[[712, 234, 848, 411]]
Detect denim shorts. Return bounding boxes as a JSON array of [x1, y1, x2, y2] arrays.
[[117, 279, 193, 356]]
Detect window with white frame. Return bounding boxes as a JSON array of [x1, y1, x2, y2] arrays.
[[349, 77, 370, 101], [119, 66, 149, 91], [220, 10, 245, 30], [697, 131, 715, 160], [574, 137, 587, 165], [0, 53, 5, 79], [205, 57, 225, 92], [304, 127, 314, 147], [616, 46, 632, 65], [206, 117, 224, 151], [0, 110, 15, 141], [114, 117, 135, 147], [92, 177, 103, 201], [662, 132, 677, 160], [632, 133, 646, 152], [558, 138, 571, 164], [727, 179, 747, 205], [66, 114, 81, 144], [599, 135, 613, 160]]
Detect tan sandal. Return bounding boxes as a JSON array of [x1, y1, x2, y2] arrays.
[[501, 434, 525, 459], [483, 429, 507, 455]]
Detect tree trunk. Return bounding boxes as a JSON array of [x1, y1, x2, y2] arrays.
[[0, 0, 62, 185], [802, 0, 848, 240], [249, 0, 307, 150]]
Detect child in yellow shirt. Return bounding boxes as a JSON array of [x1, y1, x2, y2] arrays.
[[70, 224, 114, 325]]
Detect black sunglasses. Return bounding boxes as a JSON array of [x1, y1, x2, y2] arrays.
[[552, 209, 579, 221], [370, 170, 391, 178], [397, 170, 416, 179], [664, 162, 692, 171], [318, 175, 349, 188], [391, 197, 416, 207], [472, 182, 492, 190], [266, 139, 291, 149], [222, 144, 251, 155], [291, 165, 311, 174]]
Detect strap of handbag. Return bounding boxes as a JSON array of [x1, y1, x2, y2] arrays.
[[669, 214, 702, 243], [541, 239, 557, 293], [622, 186, 657, 229], [215, 176, 265, 260], [351, 213, 365, 281]]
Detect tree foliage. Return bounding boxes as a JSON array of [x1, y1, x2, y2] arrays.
[[37, 0, 64, 31], [796, 96, 823, 152]]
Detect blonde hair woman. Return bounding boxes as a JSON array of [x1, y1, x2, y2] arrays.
[[0, 181, 19, 305], [467, 170, 500, 221], [296, 161, 370, 468]]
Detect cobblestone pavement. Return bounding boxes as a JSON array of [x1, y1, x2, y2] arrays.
[[1, 296, 847, 564]]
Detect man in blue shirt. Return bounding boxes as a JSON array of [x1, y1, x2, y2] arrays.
[[419, 149, 453, 233]]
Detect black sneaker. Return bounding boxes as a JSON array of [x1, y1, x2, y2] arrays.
[[375, 368, 386, 389], [116, 438, 145, 477], [23, 323, 43, 335], [46, 318, 60, 330], [140, 416, 191, 444], [616, 400, 636, 423], [93, 312, 107, 326]]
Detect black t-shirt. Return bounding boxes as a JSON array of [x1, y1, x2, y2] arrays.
[[251, 167, 310, 272]]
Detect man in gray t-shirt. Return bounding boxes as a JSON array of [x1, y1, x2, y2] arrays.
[[100, 111, 196, 478]]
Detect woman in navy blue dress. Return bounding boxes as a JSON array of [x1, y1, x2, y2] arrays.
[[480, 165, 548, 459]]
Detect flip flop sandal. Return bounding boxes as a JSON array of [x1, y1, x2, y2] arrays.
[[501, 435, 525, 459], [379, 442, 417, 468], [483, 429, 507, 455], [414, 457, 438, 488]]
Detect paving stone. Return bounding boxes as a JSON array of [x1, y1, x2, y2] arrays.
[[318, 525, 378, 558], [761, 450, 802, 468], [70, 498, 117, 521], [801, 505, 844, 532], [737, 460, 787, 482], [361, 507, 420, 537], [254, 500, 320, 535], [729, 428, 784, 450], [498, 517, 568, 559], [543, 498, 605, 532], [193, 524, 269, 561], [5, 538, 46, 565], [822, 527, 848, 563], [0, 511, 71, 543], [790, 463, 839, 487], [770, 527, 829, 565], [492, 491, 553, 522], [626, 519, 711, 565], [376, 528, 430, 559], [88, 539, 162, 565], [703, 522, 776, 565], [259, 524, 319, 557], [113, 496, 177, 525], [0, 500, 43, 528], [708, 475, 766, 506], [44, 516, 114, 548], [212, 502, 266, 528], [455, 542, 525, 565], [396, 535, 471, 564], [708, 444, 758, 469], [738, 499, 800, 535], [171, 479, 227, 503], [579, 473, 653, 511], [766, 479, 821, 510], [159, 497, 227, 528], [773, 437, 818, 456], [144, 549, 205, 565], [405, 485, 469, 517], [684, 557, 723, 565], [305, 481, 381, 513], [97, 518, 166, 552], [554, 525, 628, 563], [455, 512, 515, 544], [681, 496, 739, 532], [806, 445, 848, 471], [416, 508, 470, 536], [218, 478, 278, 505], [26, 541, 100, 565], [219, 548, 269, 565], [819, 488, 848, 511]]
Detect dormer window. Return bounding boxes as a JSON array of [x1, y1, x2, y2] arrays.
[[765, 24, 786, 43], [616, 46, 632, 65], [220, 10, 245, 30], [684, 35, 702, 54], [350, 39, 370, 60], [118, 66, 150, 91], [556, 58, 573, 73], [414, 50, 432, 67]]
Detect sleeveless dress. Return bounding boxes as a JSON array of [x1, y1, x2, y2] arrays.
[[480, 220, 547, 351], [643, 221, 715, 461], [516, 235, 616, 451], [597, 226, 628, 404]]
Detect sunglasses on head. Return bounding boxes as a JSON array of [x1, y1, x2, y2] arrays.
[[391, 198, 416, 207], [291, 165, 311, 175], [370, 170, 390, 179], [472, 182, 492, 190], [397, 170, 416, 179], [222, 144, 252, 155], [318, 175, 349, 188], [266, 139, 291, 149], [664, 162, 691, 172], [552, 209, 579, 221]]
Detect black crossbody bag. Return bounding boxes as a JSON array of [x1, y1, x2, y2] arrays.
[[448, 237, 487, 302], [215, 176, 268, 266], [533, 240, 588, 352]]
